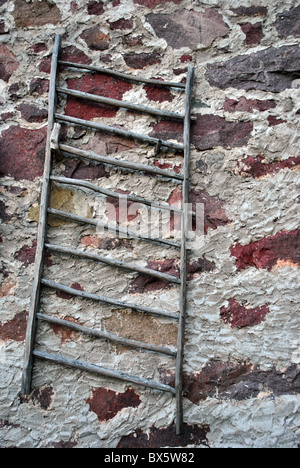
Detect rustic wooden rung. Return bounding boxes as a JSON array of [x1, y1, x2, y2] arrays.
[[51, 175, 183, 214], [57, 86, 186, 121], [55, 113, 185, 152], [58, 60, 186, 90], [45, 243, 181, 284], [58, 143, 184, 181], [33, 349, 176, 394], [47, 207, 181, 250], [41, 278, 180, 321], [37, 313, 177, 357]]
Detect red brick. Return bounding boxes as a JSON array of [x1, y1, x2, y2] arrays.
[[0, 126, 47, 181], [236, 154, 300, 178], [230, 230, 300, 271], [86, 388, 141, 422], [144, 83, 174, 103], [220, 298, 270, 328], [65, 74, 132, 119]]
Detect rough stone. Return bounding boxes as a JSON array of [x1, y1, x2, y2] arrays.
[[65, 74, 132, 119], [86, 388, 141, 422], [87, 0, 104, 15], [231, 230, 300, 271], [0, 126, 47, 181], [17, 103, 48, 123], [0, 312, 27, 342], [13, 0, 61, 28], [231, 6, 268, 17], [56, 283, 85, 301], [160, 362, 300, 403], [235, 154, 300, 178], [109, 19, 134, 30], [274, 5, 300, 39], [117, 423, 210, 448], [29, 78, 49, 96], [240, 22, 264, 45], [206, 45, 300, 93], [220, 298, 270, 329], [80, 26, 110, 51], [15, 241, 52, 268], [146, 9, 229, 49], [123, 52, 161, 69], [224, 97, 276, 113], [0, 45, 18, 82], [63, 159, 109, 180]]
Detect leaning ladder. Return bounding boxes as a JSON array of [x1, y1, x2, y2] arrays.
[[21, 34, 195, 435]]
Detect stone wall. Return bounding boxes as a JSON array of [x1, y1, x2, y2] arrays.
[[0, 0, 299, 448]]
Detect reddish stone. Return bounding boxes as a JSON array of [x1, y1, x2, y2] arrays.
[[86, 388, 141, 422], [224, 97, 276, 113], [236, 154, 300, 179], [106, 189, 140, 224], [53, 440, 78, 448], [231, 6, 268, 16], [81, 235, 133, 251], [173, 67, 188, 76], [220, 298, 270, 329], [15, 241, 52, 268], [0, 20, 7, 34], [117, 423, 210, 448], [87, 0, 104, 15], [50, 316, 82, 343], [56, 283, 84, 300], [29, 78, 49, 96], [240, 22, 264, 45], [63, 160, 109, 180], [268, 115, 286, 126], [146, 9, 229, 49], [80, 26, 110, 51], [0, 45, 18, 82], [274, 5, 300, 38], [13, 0, 61, 27], [65, 74, 132, 119], [17, 103, 47, 123], [168, 187, 231, 234], [150, 115, 253, 151], [191, 115, 253, 151], [144, 83, 174, 103], [0, 312, 27, 342], [133, 0, 183, 6], [230, 230, 300, 271], [60, 46, 92, 65], [109, 19, 134, 30], [129, 259, 180, 294], [206, 45, 300, 93], [39, 56, 51, 73], [21, 385, 54, 410], [0, 126, 47, 181], [123, 52, 161, 69], [160, 362, 300, 402], [181, 54, 192, 63], [0, 200, 11, 222], [1, 112, 14, 122], [29, 43, 48, 54]]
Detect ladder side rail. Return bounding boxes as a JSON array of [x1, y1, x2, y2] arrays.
[[21, 34, 62, 395], [175, 66, 195, 435]]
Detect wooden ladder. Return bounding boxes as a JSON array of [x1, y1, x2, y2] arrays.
[[21, 34, 195, 435]]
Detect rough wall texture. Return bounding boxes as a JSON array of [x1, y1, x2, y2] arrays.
[[0, 0, 299, 448]]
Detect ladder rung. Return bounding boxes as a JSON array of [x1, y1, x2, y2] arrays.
[[55, 114, 185, 152], [51, 175, 183, 215], [37, 313, 177, 357], [58, 143, 184, 181], [57, 86, 186, 121], [47, 208, 181, 250], [58, 60, 186, 90], [41, 278, 180, 321], [33, 350, 176, 393], [45, 243, 181, 284]]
